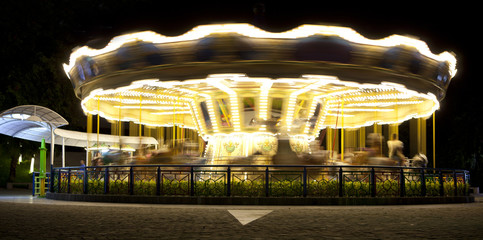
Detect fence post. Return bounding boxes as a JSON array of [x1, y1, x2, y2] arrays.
[[190, 166, 195, 196], [453, 170, 458, 196], [371, 168, 376, 197], [104, 167, 110, 194], [129, 166, 134, 195], [338, 167, 343, 197], [303, 167, 307, 197], [83, 166, 88, 194], [49, 168, 55, 193], [420, 169, 426, 197], [265, 167, 270, 197], [49, 165, 54, 193], [156, 166, 161, 196], [400, 168, 405, 197], [226, 167, 231, 197], [67, 169, 71, 194], [439, 170, 444, 197], [32, 172, 36, 196], [57, 169, 62, 193]]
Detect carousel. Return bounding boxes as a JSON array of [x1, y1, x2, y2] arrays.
[[63, 23, 456, 166]]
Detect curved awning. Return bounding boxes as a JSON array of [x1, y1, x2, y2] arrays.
[[0, 105, 68, 142], [0, 105, 158, 149], [54, 128, 158, 149]]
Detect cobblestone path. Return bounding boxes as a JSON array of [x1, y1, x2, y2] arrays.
[[1, 189, 482, 239]]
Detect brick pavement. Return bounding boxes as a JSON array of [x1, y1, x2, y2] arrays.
[[1, 188, 483, 239]]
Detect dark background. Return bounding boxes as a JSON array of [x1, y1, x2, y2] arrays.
[[1, 1, 481, 186]]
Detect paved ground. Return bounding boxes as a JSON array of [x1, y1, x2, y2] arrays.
[[1, 188, 483, 239]]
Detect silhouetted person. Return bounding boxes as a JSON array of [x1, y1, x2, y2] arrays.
[[387, 133, 406, 166]]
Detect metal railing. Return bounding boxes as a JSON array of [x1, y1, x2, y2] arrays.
[[32, 172, 51, 196], [48, 165, 470, 198]]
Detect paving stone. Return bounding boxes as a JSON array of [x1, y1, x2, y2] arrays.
[[1, 189, 483, 239]]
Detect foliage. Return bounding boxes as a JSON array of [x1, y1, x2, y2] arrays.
[[0, 136, 37, 186], [232, 180, 265, 197], [54, 173, 470, 198]]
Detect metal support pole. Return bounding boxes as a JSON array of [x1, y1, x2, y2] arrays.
[[453, 170, 458, 196], [57, 169, 62, 193], [156, 166, 161, 196], [97, 98, 100, 151], [87, 113, 92, 166], [338, 167, 343, 197], [400, 168, 405, 197], [340, 98, 344, 162], [83, 166, 88, 194], [265, 167, 270, 197], [139, 95, 142, 137], [104, 167, 110, 194], [420, 169, 426, 197], [226, 167, 231, 197], [50, 126, 55, 168], [39, 139, 47, 195], [173, 97, 178, 151], [303, 167, 307, 197], [49, 168, 55, 193], [439, 170, 444, 197], [433, 112, 436, 168], [67, 169, 71, 194], [129, 166, 134, 195], [371, 168, 376, 197], [190, 166, 195, 196], [62, 137, 65, 168], [32, 173, 36, 196]]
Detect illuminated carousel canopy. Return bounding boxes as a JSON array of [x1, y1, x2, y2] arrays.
[[63, 23, 457, 158]]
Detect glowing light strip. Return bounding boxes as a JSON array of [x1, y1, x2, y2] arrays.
[[207, 98, 219, 133], [80, 74, 440, 136], [207, 75, 241, 132], [258, 80, 273, 131], [303, 99, 318, 134], [63, 23, 457, 78], [325, 113, 355, 117], [80, 79, 195, 127], [189, 101, 206, 141], [343, 100, 423, 107], [286, 75, 339, 132], [326, 108, 394, 112], [114, 105, 191, 110], [313, 98, 329, 138], [150, 111, 191, 115]]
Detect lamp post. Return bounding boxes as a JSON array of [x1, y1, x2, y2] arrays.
[[39, 139, 47, 196]]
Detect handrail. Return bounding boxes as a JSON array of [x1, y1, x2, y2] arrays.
[[53, 164, 470, 173]]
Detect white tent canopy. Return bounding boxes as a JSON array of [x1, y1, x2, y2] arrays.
[[0, 105, 68, 167], [0, 105, 68, 142], [54, 128, 158, 149], [0, 105, 158, 167]]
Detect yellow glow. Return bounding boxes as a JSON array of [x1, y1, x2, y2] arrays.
[[79, 73, 441, 160], [64, 23, 457, 79], [258, 80, 273, 131], [207, 75, 241, 132]]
